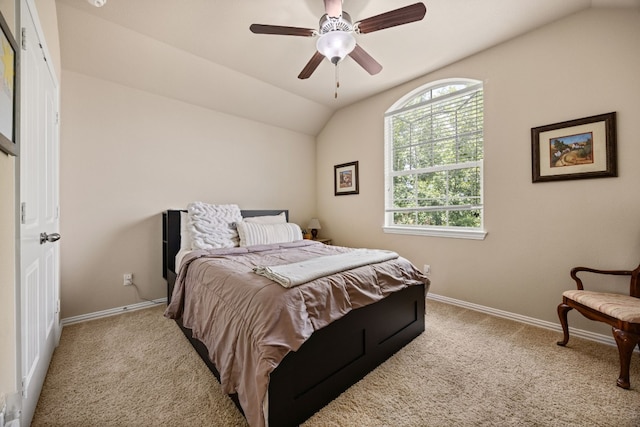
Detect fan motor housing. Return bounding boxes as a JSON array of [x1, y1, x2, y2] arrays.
[[318, 11, 354, 34]]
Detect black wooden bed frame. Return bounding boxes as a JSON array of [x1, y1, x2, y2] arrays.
[[162, 209, 426, 427]]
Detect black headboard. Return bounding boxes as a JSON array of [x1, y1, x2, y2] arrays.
[[162, 209, 289, 301]]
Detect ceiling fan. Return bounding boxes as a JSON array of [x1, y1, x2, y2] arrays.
[[250, 1, 427, 84]]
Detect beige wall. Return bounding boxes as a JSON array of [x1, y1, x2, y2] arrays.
[[56, 1, 318, 319], [317, 8, 640, 335], [56, 5, 640, 338], [59, 71, 316, 318]]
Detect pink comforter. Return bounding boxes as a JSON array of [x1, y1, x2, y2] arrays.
[[164, 240, 428, 427]]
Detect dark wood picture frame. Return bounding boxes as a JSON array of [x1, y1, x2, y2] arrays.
[[531, 112, 616, 183], [0, 9, 18, 156], [334, 161, 359, 196]]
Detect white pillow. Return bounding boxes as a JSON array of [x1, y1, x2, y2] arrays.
[[187, 202, 243, 249], [243, 212, 287, 224], [236, 222, 303, 247], [180, 211, 193, 250]]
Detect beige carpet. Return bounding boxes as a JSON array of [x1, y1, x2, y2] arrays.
[[32, 300, 640, 426]]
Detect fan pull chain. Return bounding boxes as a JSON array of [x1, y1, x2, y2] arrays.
[[334, 63, 340, 99]]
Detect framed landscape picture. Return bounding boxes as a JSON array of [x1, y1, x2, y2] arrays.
[[531, 112, 616, 183]]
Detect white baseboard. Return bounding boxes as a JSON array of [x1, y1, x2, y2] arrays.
[[60, 294, 617, 350], [427, 293, 618, 349], [61, 298, 167, 326]]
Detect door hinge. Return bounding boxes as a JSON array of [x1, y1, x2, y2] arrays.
[[20, 203, 26, 224], [56, 300, 60, 314], [55, 112, 60, 125], [40, 43, 47, 63], [21, 27, 27, 51], [21, 378, 27, 399]]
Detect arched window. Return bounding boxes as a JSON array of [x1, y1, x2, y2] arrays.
[[384, 79, 486, 239]]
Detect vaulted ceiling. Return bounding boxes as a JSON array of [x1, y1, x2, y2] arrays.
[[55, 0, 639, 135]]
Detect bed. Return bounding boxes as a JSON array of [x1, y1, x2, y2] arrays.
[[162, 207, 428, 427]]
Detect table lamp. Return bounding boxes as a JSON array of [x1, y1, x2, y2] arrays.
[[307, 218, 321, 239]]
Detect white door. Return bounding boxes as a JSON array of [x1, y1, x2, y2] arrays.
[[19, 1, 60, 425]]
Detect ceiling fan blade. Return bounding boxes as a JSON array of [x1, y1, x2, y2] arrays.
[[298, 51, 325, 79], [250, 24, 315, 37], [356, 2, 427, 34], [348, 44, 382, 75], [324, 0, 342, 18]]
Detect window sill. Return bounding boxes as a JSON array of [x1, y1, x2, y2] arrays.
[[383, 225, 487, 240]]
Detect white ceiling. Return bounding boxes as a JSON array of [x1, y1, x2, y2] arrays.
[[55, 0, 639, 135]]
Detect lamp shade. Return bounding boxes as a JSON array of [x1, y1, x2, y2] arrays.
[[307, 218, 322, 230], [316, 31, 356, 65]]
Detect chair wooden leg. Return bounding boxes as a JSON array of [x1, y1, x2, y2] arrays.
[[557, 303, 572, 346], [612, 327, 640, 389]]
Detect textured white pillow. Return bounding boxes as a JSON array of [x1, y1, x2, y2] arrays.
[[187, 202, 243, 249], [236, 222, 303, 247], [243, 212, 287, 224]]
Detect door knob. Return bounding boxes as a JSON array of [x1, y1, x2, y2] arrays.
[[40, 232, 61, 244]]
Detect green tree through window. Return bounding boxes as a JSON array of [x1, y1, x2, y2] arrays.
[[384, 79, 484, 236]]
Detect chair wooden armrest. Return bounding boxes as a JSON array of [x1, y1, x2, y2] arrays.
[[570, 266, 634, 291], [559, 263, 640, 389]]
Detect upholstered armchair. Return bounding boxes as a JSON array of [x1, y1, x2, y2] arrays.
[[557, 263, 640, 389]]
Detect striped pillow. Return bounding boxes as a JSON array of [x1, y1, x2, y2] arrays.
[[236, 222, 302, 247]]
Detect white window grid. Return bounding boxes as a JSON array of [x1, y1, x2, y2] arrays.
[[384, 79, 486, 239]]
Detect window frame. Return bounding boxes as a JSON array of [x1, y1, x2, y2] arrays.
[[383, 78, 487, 240]]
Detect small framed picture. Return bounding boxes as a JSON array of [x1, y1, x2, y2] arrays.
[[531, 112, 617, 183], [334, 161, 359, 196]]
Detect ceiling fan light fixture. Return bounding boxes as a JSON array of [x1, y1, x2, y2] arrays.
[[316, 31, 356, 65], [250, 2, 427, 80]]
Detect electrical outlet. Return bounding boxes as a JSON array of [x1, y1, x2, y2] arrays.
[[123, 273, 133, 286], [423, 264, 431, 275]]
